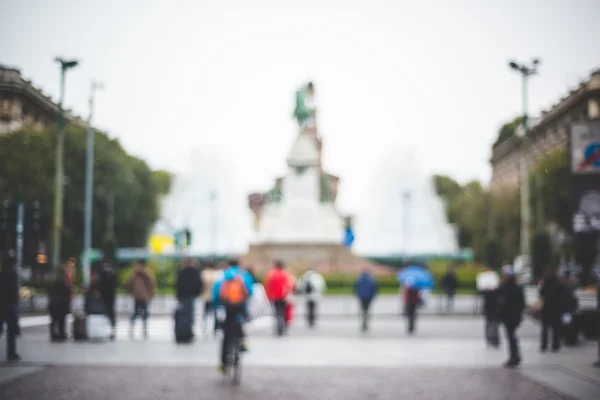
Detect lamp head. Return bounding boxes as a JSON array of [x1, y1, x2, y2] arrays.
[[54, 57, 79, 70], [509, 61, 519, 70]]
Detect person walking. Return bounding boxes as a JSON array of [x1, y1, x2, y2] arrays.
[[481, 286, 501, 348], [212, 258, 254, 373], [48, 262, 73, 342], [201, 262, 219, 336], [176, 258, 203, 329], [264, 260, 292, 334], [0, 254, 20, 361], [594, 278, 600, 368], [354, 268, 378, 332], [245, 265, 259, 284], [403, 278, 421, 335], [538, 268, 565, 352], [96, 258, 117, 340], [125, 260, 155, 339], [441, 267, 459, 312], [497, 265, 526, 368], [299, 269, 326, 328]]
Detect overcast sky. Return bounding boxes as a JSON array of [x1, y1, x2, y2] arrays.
[[2, 0, 600, 216]]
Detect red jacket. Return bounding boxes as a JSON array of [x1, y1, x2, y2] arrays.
[[264, 268, 291, 301]]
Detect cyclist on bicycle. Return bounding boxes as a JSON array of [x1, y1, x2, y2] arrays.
[[212, 259, 254, 374], [264, 260, 293, 331]]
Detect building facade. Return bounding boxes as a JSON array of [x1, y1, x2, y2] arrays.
[[490, 69, 600, 191], [0, 65, 81, 134]]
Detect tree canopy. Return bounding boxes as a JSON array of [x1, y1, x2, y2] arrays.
[[529, 147, 570, 233], [434, 175, 520, 263], [0, 125, 171, 264], [493, 116, 524, 148]]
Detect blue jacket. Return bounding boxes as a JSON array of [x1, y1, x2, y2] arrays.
[[354, 272, 377, 302], [212, 266, 254, 305]]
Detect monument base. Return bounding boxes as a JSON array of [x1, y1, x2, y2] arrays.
[[242, 243, 391, 276]]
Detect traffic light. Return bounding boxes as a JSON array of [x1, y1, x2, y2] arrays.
[[1, 199, 16, 232], [25, 200, 42, 235], [30, 201, 41, 233], [185, 229, 192, 246]]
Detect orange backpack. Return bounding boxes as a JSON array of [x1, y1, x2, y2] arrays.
[[219, 276, 248, 306]]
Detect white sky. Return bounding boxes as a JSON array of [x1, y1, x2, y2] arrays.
[[2, 0, 600, 216]]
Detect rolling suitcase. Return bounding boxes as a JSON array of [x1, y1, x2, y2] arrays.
[[174, 302, 194, 343], [562, 313, 579, 346], [72, 313, 87, 341]]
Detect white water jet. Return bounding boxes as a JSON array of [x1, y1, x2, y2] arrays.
[[353, 148, 459, 256], [157, 148, 253, 255]]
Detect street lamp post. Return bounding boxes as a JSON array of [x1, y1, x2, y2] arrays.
[[51, 57, 79, 272], [82, 81, 103, 287], [401, 189, 411, 262], [509, 58, 540, 257], [210, 190, 218, 259]]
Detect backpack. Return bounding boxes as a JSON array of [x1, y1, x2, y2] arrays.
[[305, 280, 314, 295], [219, 276, 248, 306]]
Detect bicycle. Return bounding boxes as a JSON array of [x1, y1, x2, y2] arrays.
[[224, 321, 243, 385]]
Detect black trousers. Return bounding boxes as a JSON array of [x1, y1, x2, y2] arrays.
[[485, 314, 500, 345], [405, 303, 417, 333], [541, 314, 561, 351], [104, 297, 116, 329], [1, 307, 18, 357], [50, 313, 67, 340], [360, 299, 372, 330], [504, 321, 521, 362], [220, 305, 244, 366], [273, 300, 286, 320], [307, 300, 316, 327]]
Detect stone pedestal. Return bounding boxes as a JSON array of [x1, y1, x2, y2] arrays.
[[242, 243, 390, 276], [253, 131, 344, 245]]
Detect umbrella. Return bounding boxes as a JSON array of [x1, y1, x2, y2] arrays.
[[476, 271, 500, 291], [397, 266, 434, 290]]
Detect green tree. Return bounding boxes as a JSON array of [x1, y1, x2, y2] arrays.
[[434, 175, 522, 262], [433, 175, 462, 202], [492, 191, 521, 261], [435, 177, 490, 259], [493, 116, 524, 147], [530, 147, 570, 232], [0, 126, 168, 265], [152, 170, 173, 195], [483, 236, 502, 270]]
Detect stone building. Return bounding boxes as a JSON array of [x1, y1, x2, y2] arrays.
[[0, 65, 82, 134], [490, 69, 600, 191]]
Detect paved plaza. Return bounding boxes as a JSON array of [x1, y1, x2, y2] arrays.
[[21, 292, 510, 316], [1, 312, 599, 399]]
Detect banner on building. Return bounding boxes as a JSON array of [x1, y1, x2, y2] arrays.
[[570, 121, 600, 174], [570, 122, 600, 278]]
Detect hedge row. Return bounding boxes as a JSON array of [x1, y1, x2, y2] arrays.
[[23, 260, 486, 292]]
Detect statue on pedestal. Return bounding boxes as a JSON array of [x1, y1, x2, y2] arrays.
[[293, 82, 316, 131]]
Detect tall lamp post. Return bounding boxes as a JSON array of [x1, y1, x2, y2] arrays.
[[210, 190, 218, 259], [508, 58, 540, 257], [51, 57, 79, 272], [82, 80, 103, 287]]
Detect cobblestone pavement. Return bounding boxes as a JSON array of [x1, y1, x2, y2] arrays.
[[1, 316, 598, 399], [0, 366, 579, 400], [21, 292, 496, 316]]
